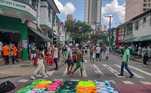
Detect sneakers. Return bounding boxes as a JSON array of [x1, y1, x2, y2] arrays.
[[129, 74, 134, 78], [118, 74, 124, 76], [30, 76, 36, 80]]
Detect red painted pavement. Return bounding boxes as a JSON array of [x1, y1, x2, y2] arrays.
[[117, 84, 151, 93]]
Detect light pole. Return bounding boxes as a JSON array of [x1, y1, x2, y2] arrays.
[[105, 15, 112, 50]]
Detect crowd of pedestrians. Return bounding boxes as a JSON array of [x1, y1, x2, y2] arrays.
[[90, 44, 109, 63]]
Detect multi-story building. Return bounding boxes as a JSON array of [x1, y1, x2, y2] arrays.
[[84, 0, 101, 29], [126, 0, 151, 21], [116, 9, 151, 47], [0, 0, 60, 60]]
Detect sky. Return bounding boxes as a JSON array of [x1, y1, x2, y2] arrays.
[[55, 0, 126, 27]]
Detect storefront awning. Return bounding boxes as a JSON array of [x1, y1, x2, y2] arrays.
[[29, 27, 51, 42], [124, 35, 151, 42]]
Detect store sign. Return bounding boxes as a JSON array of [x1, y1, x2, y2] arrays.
[[0, 0, 36, 18]]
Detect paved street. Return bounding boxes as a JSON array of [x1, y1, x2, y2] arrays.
[[1, 53, 151, 93]]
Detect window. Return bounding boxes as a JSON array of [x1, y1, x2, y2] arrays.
[[143, 17, 146, 23], [135, 21, 139, 30], [144, 0, 147, 2], [144, 4, 147, 7]]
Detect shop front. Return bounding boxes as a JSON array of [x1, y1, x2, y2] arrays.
[[0, 15, 29, 60]]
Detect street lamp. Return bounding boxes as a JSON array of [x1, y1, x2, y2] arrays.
[[105, 15, 113, 50]]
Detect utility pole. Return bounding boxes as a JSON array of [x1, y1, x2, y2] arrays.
[[105, 15, 112, 50]]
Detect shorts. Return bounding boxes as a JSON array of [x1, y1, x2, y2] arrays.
[[66, 59, 74, 66], [76, 61, 83, 70], [96, 53, 100, 59], [31, 53, 36, 59]]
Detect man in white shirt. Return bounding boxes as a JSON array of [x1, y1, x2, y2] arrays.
[[53, 45, 59, 70], [96, 44, 101, 62]]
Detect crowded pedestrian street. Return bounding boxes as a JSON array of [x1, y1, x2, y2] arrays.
[[1, 52, 151, 93], [1, 0, 151, 93]]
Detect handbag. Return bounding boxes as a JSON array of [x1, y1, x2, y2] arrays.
[[0, 80, 16, 93]]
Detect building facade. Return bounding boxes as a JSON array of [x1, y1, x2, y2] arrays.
[[126, 0, 151, 21], [84, 0, 101, 29], [115, 10, 151, 46], [0, 0, 60, 60]]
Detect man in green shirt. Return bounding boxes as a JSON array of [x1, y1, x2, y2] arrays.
[[119, 44, 134, 78]]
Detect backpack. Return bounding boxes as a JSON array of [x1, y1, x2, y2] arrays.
[[0, 80, 16, 93]]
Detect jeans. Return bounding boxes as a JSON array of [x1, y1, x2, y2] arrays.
[[54, 58, 58, 70], [120, 62, 133, 76]]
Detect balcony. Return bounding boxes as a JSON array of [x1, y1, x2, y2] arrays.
[[39, 1, 52, 31], [0, 0, 37, 20]]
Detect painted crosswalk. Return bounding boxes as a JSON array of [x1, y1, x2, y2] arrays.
[[114, 64, 145, 79], [129, 65, 151, 77], [92, 64, 104, 75], [102, 64, 121, 77]]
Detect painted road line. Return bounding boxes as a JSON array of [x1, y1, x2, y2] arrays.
[[83, 63, 87, 77], [63, 67, 68, 76], [109, 80, 116, 84], [115, 64, 144, 79], [140, 81, 151, 85], [129, 65, 151, 77], [18, 79, 29, 83], [47, 71, 55, 77], [103, 64, 121, 78], [92, 64, 104, 75], [122, 81, 134, 84]]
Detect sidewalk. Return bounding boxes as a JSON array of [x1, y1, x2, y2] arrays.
[[0, 60, 34, 79], [0, 57, 65, 79]]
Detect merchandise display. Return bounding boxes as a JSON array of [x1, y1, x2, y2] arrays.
[[17, 79, 119, 93]]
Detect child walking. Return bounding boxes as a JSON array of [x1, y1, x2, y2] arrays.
[[31, 53, 48, 80]]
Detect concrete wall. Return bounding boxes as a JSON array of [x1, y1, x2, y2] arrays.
[[133, 14, 151, 37], [126, 0, 143, 21]]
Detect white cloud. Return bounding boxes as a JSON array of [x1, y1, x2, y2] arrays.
[[102, 0, 125, 26], [54, 0, 76, 15]]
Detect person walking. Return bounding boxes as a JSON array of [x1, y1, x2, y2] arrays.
[[119, 44, 134, 78], [143, 51, 148, 65], [92, 45, 96, 63], [105, 45, 110, 60], [31, 44, 37, 65], [66, 45, 74, 75], [71, 47, 84, 77], [2, 43, 10, 65], [31, 53, 48, 80], [53, 45, 59, 70], [96, 44, 101, 62], [10, 44, 18, 64]]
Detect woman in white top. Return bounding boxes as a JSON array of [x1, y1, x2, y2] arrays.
[[31, 53, 48, 80]]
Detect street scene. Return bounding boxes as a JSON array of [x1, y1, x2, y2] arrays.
[[0, 0, 151, 93]]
